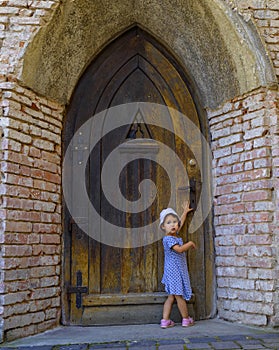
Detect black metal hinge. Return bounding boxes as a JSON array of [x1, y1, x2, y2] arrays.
[[67, 270, 88, 309]]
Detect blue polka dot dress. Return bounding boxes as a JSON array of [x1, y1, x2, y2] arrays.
[[161, 235, 192, 301]]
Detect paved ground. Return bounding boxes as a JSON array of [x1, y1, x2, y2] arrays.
[[0, 319, 279, 349]]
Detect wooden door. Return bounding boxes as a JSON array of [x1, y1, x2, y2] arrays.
[[63, 27, 213, 325]]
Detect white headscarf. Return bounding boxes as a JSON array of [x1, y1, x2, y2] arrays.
[[159, 208, 179, 227]]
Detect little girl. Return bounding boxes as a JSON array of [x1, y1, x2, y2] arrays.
[[160, 202, 196, 328]]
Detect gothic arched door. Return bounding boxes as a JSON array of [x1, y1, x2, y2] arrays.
[[63, 27, 214, 325]]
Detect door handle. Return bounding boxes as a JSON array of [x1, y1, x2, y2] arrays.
[[177, 178, 197, 210], [189, 178, 196, 210]]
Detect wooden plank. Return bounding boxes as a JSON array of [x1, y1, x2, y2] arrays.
[[70, 223, 89, 324], [82, 302, 195, 325], [82, 305, 165, 325], [88, 140, 101, 294], [83, 292, 195, 306]]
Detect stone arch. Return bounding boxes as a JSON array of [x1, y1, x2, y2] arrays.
[[0, 1, 277, 338], [20, 0, 276, 109]]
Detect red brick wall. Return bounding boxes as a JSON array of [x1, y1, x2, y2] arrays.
[[0, 0, 278, 342], [208, 87, 279, 326], [225, 0, 279, 79], [0, 1, 59, 80], [0, 83, 63, 340]]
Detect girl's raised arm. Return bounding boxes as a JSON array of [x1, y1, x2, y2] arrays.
[[179, 201, 193, 230]]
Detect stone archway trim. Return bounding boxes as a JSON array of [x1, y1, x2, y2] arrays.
[[20, 0, 276, 109]]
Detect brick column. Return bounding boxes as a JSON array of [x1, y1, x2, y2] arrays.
[[0, 82, 63, 341], [270, 88, 279, 326], [0, 90, 6, 342], [208, 86, 279, 326]]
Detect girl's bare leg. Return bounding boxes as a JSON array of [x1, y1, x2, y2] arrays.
[[162, 295, 175, 320], [175, 295, 189, 319]]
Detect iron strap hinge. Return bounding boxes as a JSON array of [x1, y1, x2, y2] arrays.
[[67, 286, 88, 293], [67, 270, 88, 309]]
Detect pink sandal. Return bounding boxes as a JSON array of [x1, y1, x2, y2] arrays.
[[182, 317, 194, 327], [160, 319, 175, 328]]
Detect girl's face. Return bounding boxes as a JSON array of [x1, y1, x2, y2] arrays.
[[162, 214, 179, 234]]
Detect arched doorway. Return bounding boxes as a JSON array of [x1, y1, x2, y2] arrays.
[[63, 27, 214, 325]]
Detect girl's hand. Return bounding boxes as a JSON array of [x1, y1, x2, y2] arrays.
[[179, 201, 194, 230], [189, 241, 196, 249], [182, 201, 193, 214]]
